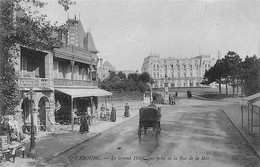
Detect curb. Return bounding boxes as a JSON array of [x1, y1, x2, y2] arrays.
[[44, 132, 102, 163], [219, 109, 260, 158], [192, 95, 212, 101], [43, 109, 141, 163]]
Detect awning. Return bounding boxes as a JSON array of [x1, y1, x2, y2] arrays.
[[252, 100, 260, 108], [55, 88, 112, 98], [240, 92, 260, 106]]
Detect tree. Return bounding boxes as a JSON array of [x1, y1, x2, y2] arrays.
[[99, 71, 153, 93], [138, 72, 150, 83], [222, 51, 242, 96], [58, 0, 76, 11], [108, 71, 117, 81], [204, 59, 226, 94], [241, 55, 260, 95], [117, 71, 127, 81]]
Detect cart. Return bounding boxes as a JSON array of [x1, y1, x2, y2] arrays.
[[138, 105, 161, 139]]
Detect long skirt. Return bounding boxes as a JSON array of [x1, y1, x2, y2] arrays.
[[124, 109, 130, 117], [79, 122, 89, 133], [110, 110, 116, 122]]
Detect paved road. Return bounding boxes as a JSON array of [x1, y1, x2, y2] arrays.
[[43, 99, 260, 167]]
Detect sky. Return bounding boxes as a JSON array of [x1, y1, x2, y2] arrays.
[[38, 0, 260, 71]]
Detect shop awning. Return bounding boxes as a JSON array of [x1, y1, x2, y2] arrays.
[[240, 92, 260, 106], [55, 88, 112, 98], [252, 100, 260, 108]]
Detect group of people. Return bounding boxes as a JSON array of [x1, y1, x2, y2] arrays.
[[79, 103, 131, 134]]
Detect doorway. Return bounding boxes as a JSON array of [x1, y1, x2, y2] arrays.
[[38, 96, 50, 131]]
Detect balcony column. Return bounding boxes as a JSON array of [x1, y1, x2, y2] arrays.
[[95, 66, 98, 83], [71, 60, 75, 81], [90, 65, 93, 82]]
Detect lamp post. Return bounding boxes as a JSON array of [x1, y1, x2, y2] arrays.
[[164, 75, 168, 94], [27, 89, 36, 157], [164, 75, 169, 103], [149, 83, 153, 104]]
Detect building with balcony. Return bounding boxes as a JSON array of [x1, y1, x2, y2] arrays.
[[14, 17, 111, 132], [141, 53, 217, 88]]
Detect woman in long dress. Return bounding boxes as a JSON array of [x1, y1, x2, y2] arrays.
[[100, 104, 106, 119], [79, 113, 89, 134], [124, 103, 130, 117], [110, 104, 117, 122]]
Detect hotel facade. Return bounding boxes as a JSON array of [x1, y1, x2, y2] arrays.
[[141, 53, 217, 88]]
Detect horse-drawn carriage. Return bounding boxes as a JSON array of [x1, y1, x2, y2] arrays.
[[138, 104, 161, 139]]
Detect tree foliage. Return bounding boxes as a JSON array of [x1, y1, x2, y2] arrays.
[[204, 59, 226, 94], [241, 55, 260, 95], [99, 71, 153, 93], [222, 51, 242, 95], [204, 51, 260, 96]]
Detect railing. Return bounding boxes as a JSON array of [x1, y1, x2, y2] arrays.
[[18, 78, 97, 88], [54, 44, 98, 66], [18, 78, 51, 89], [54, 78, 97, 87]]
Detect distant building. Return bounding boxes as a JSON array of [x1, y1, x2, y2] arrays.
[[97, 59, 138, 80], [97, 59, 115, 80], [141, 53, 217, 88]]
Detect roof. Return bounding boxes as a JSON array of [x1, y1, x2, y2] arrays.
[[242, 92, 260, 101], [240, 92, 260, 105], [55, 88, 112, 98], [192, 55, 211, 59], [252, 100, 260, 108], [103, 61, 114, 68], [84, 32, 99, 53]]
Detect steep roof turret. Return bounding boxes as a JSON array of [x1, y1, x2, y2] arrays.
[[84, 32, 99, 53]]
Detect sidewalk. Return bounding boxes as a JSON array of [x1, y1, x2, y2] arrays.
[[216, 99, 260, 158], [193, 94, 260, 157], [1, 104, 143, 167], [193, 94, 260, 156]]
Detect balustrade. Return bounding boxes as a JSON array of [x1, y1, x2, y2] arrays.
[[54, 78, 97, 87], [18, 78, 51, 89]]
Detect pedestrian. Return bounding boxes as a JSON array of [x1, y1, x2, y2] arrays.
[[169, 94, 172, 105], [124, 103, 130, 117], [79, 112, 89, 134], [175, 92, 178, 97], [187, 90, 192, 98], [100, 104, 106, 120], [171, 94, 175, 105], [158, 107, 162, 129], [110, 103, 117, 122]]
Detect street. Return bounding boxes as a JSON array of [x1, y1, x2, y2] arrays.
[[42, 98, 260, 167]]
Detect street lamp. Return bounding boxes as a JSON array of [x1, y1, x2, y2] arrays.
[[27, 89, 36, 157], [149, 83, 153, 104], [164, 74, 168, 94]]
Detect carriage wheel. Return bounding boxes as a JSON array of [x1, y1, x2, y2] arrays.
[[155, 124, 160, 139], [138, 125, 142, 139]]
